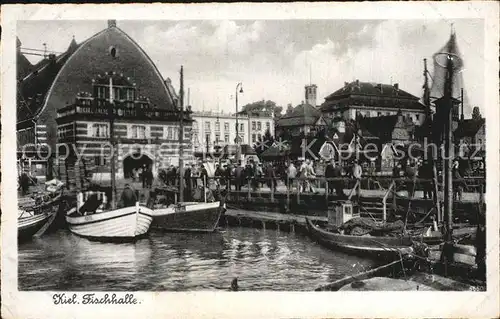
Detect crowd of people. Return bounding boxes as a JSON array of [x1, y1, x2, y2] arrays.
[[119, 156, 478, 201]]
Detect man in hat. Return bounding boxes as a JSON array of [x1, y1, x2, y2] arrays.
[[119, 183, 137, 208]]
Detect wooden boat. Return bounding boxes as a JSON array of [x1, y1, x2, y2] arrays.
[[65, 76, 153, 242], [18, 190, 63, 242], [151, 201, 225, 232], [66, 190, 153, 242], [305, 218, 414, 260]]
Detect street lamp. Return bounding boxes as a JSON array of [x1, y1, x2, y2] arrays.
[[235, 82, 243, 161]]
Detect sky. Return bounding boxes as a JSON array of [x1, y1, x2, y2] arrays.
[[17, 19, 485, 117]]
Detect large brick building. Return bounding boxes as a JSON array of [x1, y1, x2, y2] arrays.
[[320, 80, 427, 125], [17, 20, 191, 181]]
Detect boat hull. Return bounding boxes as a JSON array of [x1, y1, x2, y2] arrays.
[[152, 201, 224, 232], [305, 218, 413, 260], [18, 193, 63, 242], [18, 212, 55, 242], [66, 205, 153, 242]]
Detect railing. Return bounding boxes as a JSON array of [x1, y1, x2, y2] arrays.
[[382, 180, 396, 222], [57, 103, 191, 122]]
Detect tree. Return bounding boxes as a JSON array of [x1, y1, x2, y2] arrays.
[[472, 106, 482, 121], [285, 103, 294, 115], [240, 100, 283, 118]]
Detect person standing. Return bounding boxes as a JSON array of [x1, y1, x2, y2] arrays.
[[405, 161, 417, 198], [119, 184, 137, 208], [419, 160, 433, 200], [265, 163, 277, 192], [184, 164, 192, 200], [286, 161, 297, 190], [299, 159, 308, 192], [200, 163, 208, 188], [324, 160, 335, 194], [331, 161, 345, 197], [234, 161, 244, 191]]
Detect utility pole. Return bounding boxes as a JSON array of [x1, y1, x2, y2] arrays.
[[178, 66, 184, 202]]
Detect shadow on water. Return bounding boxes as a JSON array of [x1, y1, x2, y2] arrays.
[[19, 227, 376, 291]]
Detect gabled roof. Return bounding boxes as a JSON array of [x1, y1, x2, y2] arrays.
[[17, 47, 78, 123], [454, 118, 485, 139], [325, 81, 418, 100], [321, 81, 426, 112], [277, 103, 323, 127], [17, 51, 33, 81]]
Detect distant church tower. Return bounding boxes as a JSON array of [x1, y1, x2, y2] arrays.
[[305, 84, 317, 107]]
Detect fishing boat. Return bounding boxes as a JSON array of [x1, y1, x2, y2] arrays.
[[305, 217, 414, 260], [151, 201, 225, 232], [148, 66, 225, 233], [65, 74, 153, 242], [18, 184, 64, 242], [66, 191, 153, 241]]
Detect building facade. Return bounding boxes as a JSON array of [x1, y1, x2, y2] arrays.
[[321, 80, 427, 125], [191, 111, 274, 153], [17, 20, 189, 180]]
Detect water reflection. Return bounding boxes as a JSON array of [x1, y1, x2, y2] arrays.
[[19, 227, 376, 291]]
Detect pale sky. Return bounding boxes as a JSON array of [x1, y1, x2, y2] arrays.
[[17, 19, 485, 117]]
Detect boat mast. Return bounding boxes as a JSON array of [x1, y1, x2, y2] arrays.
[[178, 66, 185, 202], [109, 74, 117, 209], [423, 58, 442, 224], [443, 55, 455, 242]]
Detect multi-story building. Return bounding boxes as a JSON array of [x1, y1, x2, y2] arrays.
[[320, 80, 427, 125], [191, 111, 274, 153], [17, 20, 191, 181], [276, 84, 328, 138]]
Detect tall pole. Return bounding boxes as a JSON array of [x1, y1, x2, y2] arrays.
[[235, 82, 243, 161], [443, 56, 455, 242], [423, 58, 442, 223], [178, 66, 185, 202], [109, 75, 117, 209]]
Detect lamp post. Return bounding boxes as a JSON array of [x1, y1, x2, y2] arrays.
[[235, 82, 243, 161]]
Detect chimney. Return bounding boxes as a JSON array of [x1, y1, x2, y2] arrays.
[[108, 20, 117, 28], [393, 83, 399, 90], [355, 79, 360, 87]]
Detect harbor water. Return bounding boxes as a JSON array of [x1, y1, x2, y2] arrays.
[[19, 224, 377, 291]]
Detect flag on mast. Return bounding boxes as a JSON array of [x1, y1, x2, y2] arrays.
[[430, 29, 465, 103]]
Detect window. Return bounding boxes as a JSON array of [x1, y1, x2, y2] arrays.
[[131, 125, 146, 139], [252, 121, 256, 130], [215, 121, 220, 131], [252, 134, 256, 142], [97, 86, 106, 99], [415, 114, 420, 121], [205, 134, 210, 144], [224, 122, 229, 131], [215, 134, 220, 143], [167, 127, 173, 139], [257, 122, 261, 130], [377, 112, 382, 117], [92, 123, 108, 138], [224, 134, 229, 143], [126, 89, 135, 101], [240, 123, 244, 131], [205, 121, 211, 131], [266, 122, 270, 130]]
